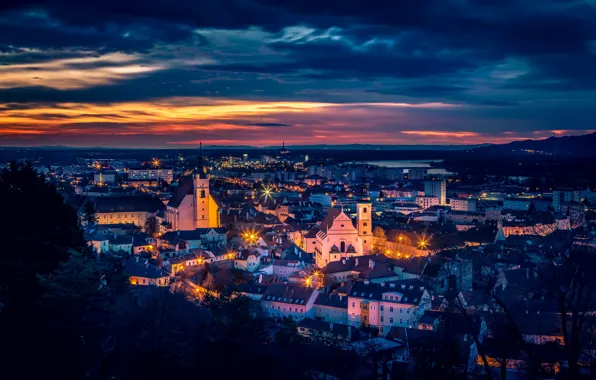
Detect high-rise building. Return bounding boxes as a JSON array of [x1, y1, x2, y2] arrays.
[[552, 189, 580, 212], [93, 171, 116, 184], [424, 180, 446, 205]]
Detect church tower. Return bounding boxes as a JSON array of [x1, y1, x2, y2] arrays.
[[357, 203, 372, 253], [193, 142, 213, 228]]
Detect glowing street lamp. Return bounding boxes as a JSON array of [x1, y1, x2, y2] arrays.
[[261, 183, 274, 202], [242, 230, 258, 245], [152, 157, 161, 168], [418, 238, 428, 250]]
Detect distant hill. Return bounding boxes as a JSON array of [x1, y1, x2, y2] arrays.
[[472, 132, 596, 156], [204, 143, 492, 151]]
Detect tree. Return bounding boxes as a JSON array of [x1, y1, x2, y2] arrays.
[[373, 226, 387, 252], [203, 271, 215, 290], [82, 200, 98, 225], [0, 162, 85, 316], [36, 250, 117, 378], [411, 331, 467, 380], [145, 214, 159, 237]]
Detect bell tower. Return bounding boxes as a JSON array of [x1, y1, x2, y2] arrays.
[[193, 142, 210, 228], [357, 203, 372, 253]]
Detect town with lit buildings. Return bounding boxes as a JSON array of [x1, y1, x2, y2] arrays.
[[2, 140, 593, 378]]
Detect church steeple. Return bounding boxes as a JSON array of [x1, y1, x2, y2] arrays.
[[196, 142, 207, 177]]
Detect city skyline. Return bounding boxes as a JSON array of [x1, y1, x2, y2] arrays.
[[1, 1, 595, 147]]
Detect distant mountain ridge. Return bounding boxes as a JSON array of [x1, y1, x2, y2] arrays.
[[204, 143, 492, 150], [473, 132, 596, 156]]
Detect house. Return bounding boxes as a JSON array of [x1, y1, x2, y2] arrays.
[[125, 257, 170, 286], [109, 235, 133, 254], [88, 230, 111, 254], [261, 284, 319, 321], [347, 279, 432, 335], [297, 318, 360, 344], [272, 259, 305, 281], [234, 249, 261, 272], [167, 253, 206, 273], [322, 254, 401, 284], [132, 232, 156, 254], [313, 293, 348, 324], [236, 283, 268, 301]]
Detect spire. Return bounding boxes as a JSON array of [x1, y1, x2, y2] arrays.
[[494, 220, 506, 243], [196, 141, 207, 177]]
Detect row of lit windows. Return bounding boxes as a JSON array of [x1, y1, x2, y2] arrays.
[[352, 302, 412, 314], [358, 314, 411, 326], [264, 304, 305, 313]]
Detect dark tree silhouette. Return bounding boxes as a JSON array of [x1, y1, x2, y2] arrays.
[[83, 200, 98, 225], [144, 215, 159, 237]]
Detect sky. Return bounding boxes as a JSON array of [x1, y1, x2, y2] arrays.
[[0, 0, 595, 148]]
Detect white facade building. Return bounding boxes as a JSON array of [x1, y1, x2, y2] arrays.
[[416, 196, 440, 210], [347, 279, 431, 335], [261, 284, 319, 321], [314, 205, 371, 268], [424, 180, 446, 205], [449, 198, 477, 212]]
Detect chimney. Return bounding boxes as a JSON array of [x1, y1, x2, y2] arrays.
[[339, 294, 343, 300], [342, 259, 346, 265], [258, 274, 263, 283], [355, 258, 359, 266], [369, 260, 376, 269]]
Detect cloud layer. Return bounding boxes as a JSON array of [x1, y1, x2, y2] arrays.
[[0, 0, 595, 146]]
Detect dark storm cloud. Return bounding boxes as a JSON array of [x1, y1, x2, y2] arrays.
[[0, 0, 595, 147], [245, 123, 292, 127]]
